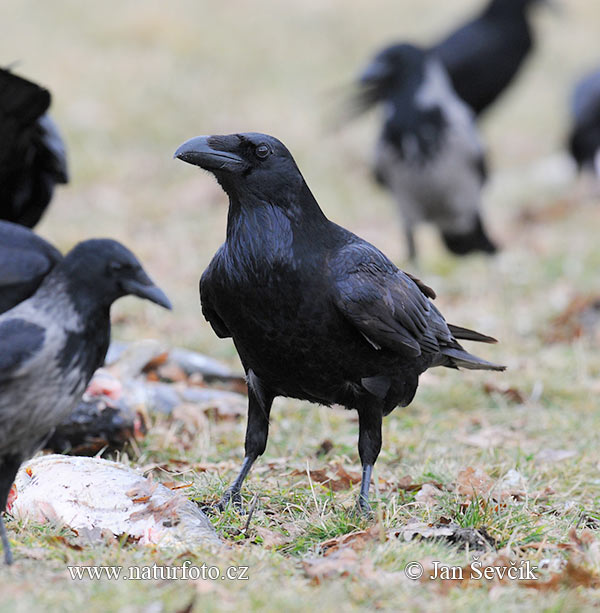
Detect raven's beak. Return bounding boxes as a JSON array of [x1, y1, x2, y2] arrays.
[[121, 273, 172, 310], [174, 136, 245, 172]]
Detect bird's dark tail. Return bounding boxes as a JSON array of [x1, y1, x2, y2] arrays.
[[443, 324, 506, 371], [441, 214, 497, 256]]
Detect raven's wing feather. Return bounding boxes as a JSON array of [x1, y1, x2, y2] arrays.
[[0, 319, 45, 381], [330, 241, 451, 358], [199, 266, 232, 339]]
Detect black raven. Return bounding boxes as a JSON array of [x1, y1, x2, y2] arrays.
[[433, 0, 548, 117], [175, 132, 505, 514], [0, 239, 171, 564], [568, 68, 600, 178], [0, 220, 62, 314], [0, 67, 68, 228], [352, 43, 496, 259]]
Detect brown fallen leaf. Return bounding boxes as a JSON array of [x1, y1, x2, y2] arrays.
[[522, 560, 600, 591], [397, 475, 444, 492], [483, 382, 526, 404], [545, 294, 600, 343], [253, 526, 289, 549], [302, 548, 376, 584], [142, 352, 169, 373], [414, 483, 443, 506], [457, 467, 494, 498], [320, 525, 382, 556], [290, 463, 362, 492]]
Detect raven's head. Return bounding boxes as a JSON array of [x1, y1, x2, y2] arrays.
[[174, 133, 306, 206], [348, 43, 427, 115], [60, 239, 172, 311]]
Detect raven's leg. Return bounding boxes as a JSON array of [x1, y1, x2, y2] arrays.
[[356, 407, 383, 514], [217, 378, 274, 510], [0, 455, 22, 565]]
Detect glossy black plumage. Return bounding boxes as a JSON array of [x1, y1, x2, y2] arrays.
[[568, 68, 600, 176], [0, 239, 171, 564], [175, 132, 505, 513], [433, 0, 545, 117], [0, 220, 62, 314], [0, 67, 68, 228]]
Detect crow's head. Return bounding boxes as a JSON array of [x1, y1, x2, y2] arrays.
[[60, 239, 172, 310], [174, 133, 306, 206], [349, 43, 427, 114]]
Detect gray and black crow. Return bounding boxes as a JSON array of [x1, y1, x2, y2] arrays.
[[352, 43, 496, 259], [0, 67, 68, 228], [433, 0, 548, 117], [0, 239, 171, 564], [175, 131, 505, 514], [0, 220, 62, 314], [568, 68, 600, 178]]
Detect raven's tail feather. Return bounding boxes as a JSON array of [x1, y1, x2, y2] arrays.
[[448, 324, 497, 344], [442, 347, 506, 372], [441, 214, 497, 256]]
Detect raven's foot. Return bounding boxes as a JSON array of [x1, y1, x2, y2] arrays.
[[215, 487, 244, 512], [355, 494, 374, 519]]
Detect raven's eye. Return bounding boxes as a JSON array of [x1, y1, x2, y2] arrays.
[[255, 144, 271, 159]]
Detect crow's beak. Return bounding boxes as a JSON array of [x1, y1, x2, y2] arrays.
[[121, 273, 172, 310], [359, 60, 393, 85], [174, 136, 245, 172]]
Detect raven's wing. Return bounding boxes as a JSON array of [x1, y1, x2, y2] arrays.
[[0, 318, 46, 382], [199, 262, 232, 339], [330, 240, 452, 358]]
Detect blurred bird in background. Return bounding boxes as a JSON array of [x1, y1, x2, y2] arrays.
[[0, 67, 68, 228], [568, 67, 600, 181], [433, 0, 551, 118], [350, 43, 497, 260]]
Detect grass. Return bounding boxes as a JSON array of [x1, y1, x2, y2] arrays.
[[2, 0, 600, 610]]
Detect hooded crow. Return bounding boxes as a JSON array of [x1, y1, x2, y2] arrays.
[[433, 0, 548, 117], [568, 68, 600, 178], [0, 67, 68, 228], [0, 220, 62, 314], [352, 43, 497, 259], [0, 239, 171, 564], [175, 131, 505, 514]]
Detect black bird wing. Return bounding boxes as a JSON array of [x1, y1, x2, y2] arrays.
[[199, 262, 232, 339], [329, 239, 452, 358], [0, 222, 62, 313], [329, 238, 504, 372], [434, 16, 529, 115], [0, 318, 45, 383]]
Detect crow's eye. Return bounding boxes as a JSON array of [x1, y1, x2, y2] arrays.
[[255, 144, 271, 159], [109, 261, 131, 274]]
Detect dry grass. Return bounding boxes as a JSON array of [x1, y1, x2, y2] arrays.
[[2, 0, 600, 611]]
